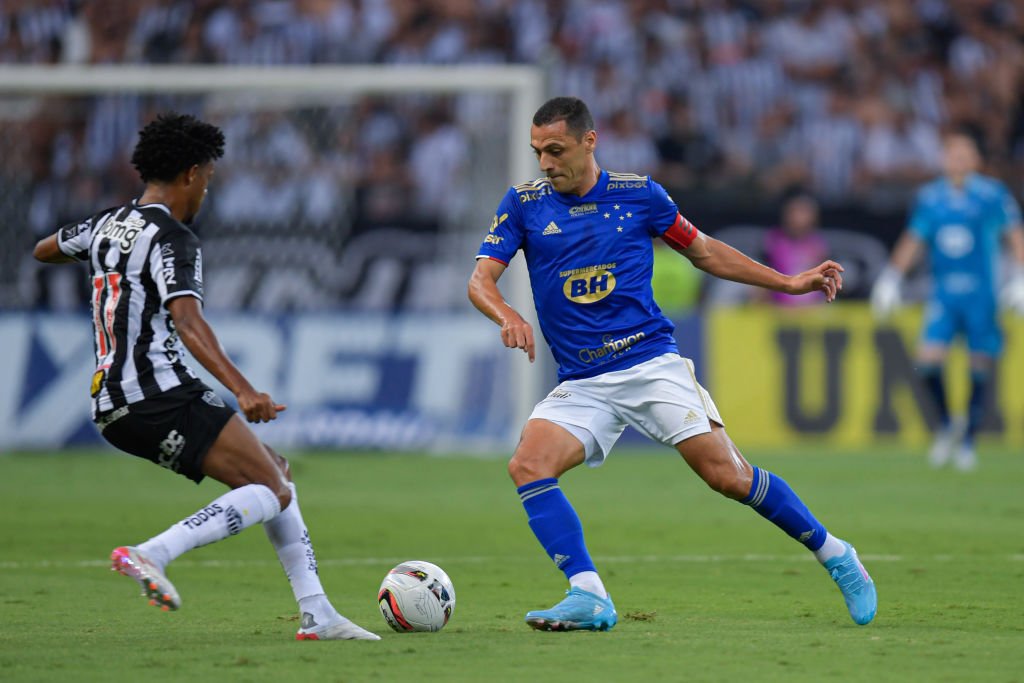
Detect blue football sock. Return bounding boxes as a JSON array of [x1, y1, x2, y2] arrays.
[[517, 478, 596, 579], [742, 467, 827, 551], [919, 363, 950, 430], [966, 368, 992, 445]]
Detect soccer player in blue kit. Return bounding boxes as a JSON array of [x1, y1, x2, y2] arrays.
[[468, 97, 877, 631], [872, 132, 1024, 470]]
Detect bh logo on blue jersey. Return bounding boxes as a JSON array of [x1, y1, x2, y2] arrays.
[[562, 264, 618, 304]]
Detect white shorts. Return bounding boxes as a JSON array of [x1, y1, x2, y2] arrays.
[[529, 352, 723, 466]]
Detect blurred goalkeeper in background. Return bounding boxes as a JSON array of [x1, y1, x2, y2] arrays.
[[32, 113, 379, 641], [871, 132, 1024, 471], [469, 96, 875, 632]]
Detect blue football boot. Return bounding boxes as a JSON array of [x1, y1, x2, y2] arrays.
[[525, 587, 617, 631], [824, 541, 877, 625]]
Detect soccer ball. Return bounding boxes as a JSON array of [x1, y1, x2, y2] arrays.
[[377, 560, 456, 632]]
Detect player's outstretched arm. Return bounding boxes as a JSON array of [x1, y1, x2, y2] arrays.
[[870, 231, 923, 318], [32, 234, 76, 264], [468, 258, 535, 362], [679, 232, 844, 302], [167, 296, 286, 422]]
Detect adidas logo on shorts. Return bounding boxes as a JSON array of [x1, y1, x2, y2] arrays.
[[683, 409, 702, 425]]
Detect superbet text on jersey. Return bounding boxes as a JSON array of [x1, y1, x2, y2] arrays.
[[476, 170, 697, 381]]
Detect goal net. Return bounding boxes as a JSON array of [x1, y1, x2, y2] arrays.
[[0, 65, 545, 451]]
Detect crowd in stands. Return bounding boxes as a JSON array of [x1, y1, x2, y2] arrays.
[[3, 0, 1023, 309]]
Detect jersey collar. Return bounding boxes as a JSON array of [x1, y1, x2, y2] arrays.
[[133, 199, 172, 215], [552, 169, 608, 204]]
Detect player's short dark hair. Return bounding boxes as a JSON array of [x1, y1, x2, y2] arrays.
[[533, 97, 595, 140], [131, 113, 225, 183]]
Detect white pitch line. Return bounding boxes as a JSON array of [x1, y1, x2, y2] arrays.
[[0, 553, 1018, 571]]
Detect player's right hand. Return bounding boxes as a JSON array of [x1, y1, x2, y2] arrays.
[[870, 267, 902, 319], [236, 389, 287, 423], [500, 315, 535, 362]]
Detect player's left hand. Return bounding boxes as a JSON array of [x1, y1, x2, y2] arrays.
[[237, 388, 287, 423], [787, 260, 844, 302], [1002, 270, 1024, 315]]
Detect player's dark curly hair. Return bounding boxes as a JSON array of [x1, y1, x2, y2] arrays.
[[533, 97, 595, 140], [130, 113, 225, 183]]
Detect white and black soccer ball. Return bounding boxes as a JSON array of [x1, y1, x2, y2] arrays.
[[377, 560, 455, 632]]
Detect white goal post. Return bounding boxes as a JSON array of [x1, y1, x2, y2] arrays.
[[0, 64, 547, 441]]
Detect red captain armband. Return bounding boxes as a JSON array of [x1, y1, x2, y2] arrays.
[[477, 254, 509, 266], [661, 213, 699, 251]]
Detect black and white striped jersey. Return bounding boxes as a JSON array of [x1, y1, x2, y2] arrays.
[[57, 201, 205, 418]]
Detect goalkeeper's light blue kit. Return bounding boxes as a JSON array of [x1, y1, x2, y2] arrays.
[[908, 172, 1022, 355], [475, 170, 686, 381]]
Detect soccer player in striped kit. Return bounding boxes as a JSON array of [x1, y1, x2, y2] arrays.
[[33, 113, 378, 641], [469, 97, 876, 631]]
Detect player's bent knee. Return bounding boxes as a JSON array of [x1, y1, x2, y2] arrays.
[[272, 483, 292, 511], [700, 466, 750, 500], [508, 454, 551, 486], [263, 443, 292, 480]]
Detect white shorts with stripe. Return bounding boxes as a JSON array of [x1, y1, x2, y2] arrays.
[[529, 352, 723, 466]]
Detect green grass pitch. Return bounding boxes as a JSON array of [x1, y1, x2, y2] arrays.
[[1, 445, 1022, 682]]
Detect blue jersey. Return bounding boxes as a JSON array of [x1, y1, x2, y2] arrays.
[[477, 170, 684, 381], [908, 173, 1022, 302]]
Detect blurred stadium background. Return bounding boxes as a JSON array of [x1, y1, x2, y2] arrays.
[[2, 0, 1024, 454]]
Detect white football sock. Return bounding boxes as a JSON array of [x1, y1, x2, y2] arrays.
[[569, 570, 608, 599], [264, 482, 334, 619], [813, 533, 848, 564], [137, 484, 282, 568]]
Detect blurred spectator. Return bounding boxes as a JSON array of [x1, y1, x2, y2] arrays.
[[4, 0, 1024, 310], [598, 108, 659, 175], [655, 95, 724, 193], [408, 105, 469, 223], [763, 192, 830, 307]]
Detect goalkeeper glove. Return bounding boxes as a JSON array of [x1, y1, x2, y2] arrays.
[[870, 266, 903, 319], [1002, 266, 1024, 315]]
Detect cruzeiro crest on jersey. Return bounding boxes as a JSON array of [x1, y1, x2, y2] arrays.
[[98, 214, 147, 253], [561, 262, 618, 303]]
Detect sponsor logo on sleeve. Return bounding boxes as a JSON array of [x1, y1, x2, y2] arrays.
[[160, 243, 177, 284], [194, 248, 203, 287], [63, 220, 91, 240], [489, 213, 508, 232]]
